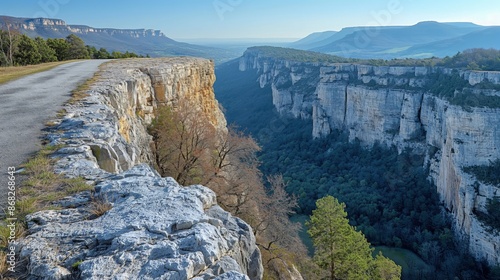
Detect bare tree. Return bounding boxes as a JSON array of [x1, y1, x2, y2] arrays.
[[209, 125, 260, 180], [0, 16, 18, 66], [149, 104, 308, 278], [204, 125, 269, 225], [149, 100, 215, 185], [256, 175, 304, 253], [210, 160, 264, 218]]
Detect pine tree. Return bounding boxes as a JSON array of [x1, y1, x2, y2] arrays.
[[307, 195, 401, 280], [372, 252, 402, 280]]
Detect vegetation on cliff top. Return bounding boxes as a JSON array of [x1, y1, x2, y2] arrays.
[[247, 46, 355, 63], [247, 46, 500, 70], [0, 29, 145, 67], [249, 46, 500, 109], [438, 48, 500, 71]]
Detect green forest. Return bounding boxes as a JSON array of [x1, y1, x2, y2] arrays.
[[0, 31, 144, 67], [214, 59, 499, 279]]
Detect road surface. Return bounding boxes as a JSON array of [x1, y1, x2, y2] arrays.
[[0, 60, 108, 215]]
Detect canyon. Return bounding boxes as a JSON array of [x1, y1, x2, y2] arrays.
[[18, 58, 262, 279], [239, 47, 500, 266]]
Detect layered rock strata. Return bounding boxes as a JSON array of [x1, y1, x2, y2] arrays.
[[239, 49, 500, 266], [19, 58, 262, 279]]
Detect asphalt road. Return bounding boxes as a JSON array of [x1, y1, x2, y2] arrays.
[[0, 60, 108, 215]]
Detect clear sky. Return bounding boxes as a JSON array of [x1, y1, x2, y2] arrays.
[[2, 0, 500, 40]]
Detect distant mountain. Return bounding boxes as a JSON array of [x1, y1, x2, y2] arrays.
[[401, 27, 500, 58], [291, 21, 493, 59], [288, 26, 401, 51], [310, 21, 487, 58], [444, 22, 484, 28], [288, 31, 337, 49], [0, 15, 239, 63]]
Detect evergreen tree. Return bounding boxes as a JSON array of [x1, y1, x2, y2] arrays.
[[46, 38, 69, 61], [96, 47, 110, 59], [34, 37, 57, 63], [372, 252, 402, 280], [65, 34, 89, 59], [86, 45, 97, 59], [111, 51, 123, 59], [14, 34, 41, 65], [307, 196, 401, 280]]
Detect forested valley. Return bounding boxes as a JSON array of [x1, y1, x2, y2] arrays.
[[214, 59, 499, 279]]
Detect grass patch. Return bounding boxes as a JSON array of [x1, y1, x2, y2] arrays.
[[0, 223, 25, 249], [0, 251, 6, 275], [56, 109, 67, 118], [45, 120, 59, 127], [72, 260, 83, 269], [0, 61, 75, 85], [18, 145, 95, 216], [64, 177, 94, 194], [14, 198, 39, 219], [89, 195, 112, 218]]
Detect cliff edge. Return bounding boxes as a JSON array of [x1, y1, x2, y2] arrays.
[[18, 58, 263, 279]]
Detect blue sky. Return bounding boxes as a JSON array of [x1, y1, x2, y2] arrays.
[[2, 0, 500, 40]]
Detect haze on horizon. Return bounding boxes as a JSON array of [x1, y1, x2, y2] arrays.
[[2, 0, 500, 41]]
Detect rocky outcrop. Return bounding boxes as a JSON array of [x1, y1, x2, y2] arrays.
[[19, 58, 262, 279], [239, 49, 500, 266], [0, 16, 167, 40], [52, 58, 226, 176], [21, 165, 260, 280]]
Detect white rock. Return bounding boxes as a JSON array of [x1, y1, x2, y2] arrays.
[[20, 58, 262, 279]]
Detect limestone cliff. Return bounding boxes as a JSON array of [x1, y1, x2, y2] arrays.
[[0, 16, 167, 41], [19, 58, 262, 279], [239, 49, 500, 266]]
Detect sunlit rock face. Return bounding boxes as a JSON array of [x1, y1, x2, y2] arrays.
[[240, 49, 500, 266], [18, 58, 262, 280]]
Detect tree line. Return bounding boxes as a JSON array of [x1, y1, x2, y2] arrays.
[[438, 48, 500, 71], [249, 46, 500, 71], [0, 30, 145, 67]]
